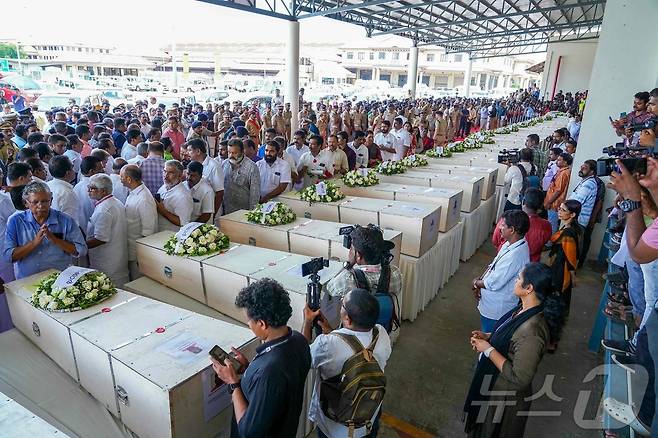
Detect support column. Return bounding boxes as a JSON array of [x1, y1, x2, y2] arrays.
[[407, 43, 419, 98], [571, 0, 658, 260], [464, 56, 473, 97], [286, 20, 300, 132]]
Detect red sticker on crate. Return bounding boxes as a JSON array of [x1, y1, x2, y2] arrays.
[[101, 307, 111, 313], [155, 327, 165, 333]]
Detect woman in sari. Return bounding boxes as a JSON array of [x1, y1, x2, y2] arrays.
[[245, 110, 261, 144], [547, 199, 583, 319], [465, 262, 565, 438]]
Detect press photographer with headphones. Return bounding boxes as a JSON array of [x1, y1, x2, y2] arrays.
[[325, 224, 403, 333]]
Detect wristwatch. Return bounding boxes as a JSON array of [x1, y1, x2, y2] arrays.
[[484, 346, 495, 358], [228, 380, 241, 394], [619, 199, 641, 213]]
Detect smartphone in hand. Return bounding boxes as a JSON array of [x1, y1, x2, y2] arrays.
[[209, 345, 241, 372]]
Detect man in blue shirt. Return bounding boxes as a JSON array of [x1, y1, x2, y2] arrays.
[[112, 117, 127, 155], [11, 124, 28, 149], [4, 181, 87, 279], [568, 159, 604, 266]]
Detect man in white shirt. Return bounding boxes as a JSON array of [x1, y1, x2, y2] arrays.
[[47, 156, 80, 225], [139, 113, 152, 138], [373, 120, 397, 162], [86, 174, 129, 287], [110, 158, 129, 204], [472, 210, 530, 332], [121, 165, 157, 281], [121, 129, 142, 161], [256, 140, 291, 203], [285, 130, 310, 167], [156, 160, 193, 232], [187, 139, 224, 220], [567, 113, 581, 142], [503, 148, 535, 211], [326, 134, 349, 176], [350, 131, 369, 169], [185, 161, 215, 223], [298, 135, 334, 189], [0, 168, 16, 285], [127, 142, 148, 165], [74, 156, 105, 231], [391, 117, 410, 161], [302, 289, 391, 438]]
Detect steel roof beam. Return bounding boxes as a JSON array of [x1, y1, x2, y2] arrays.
[[197, 0, 296, 19], [371, 0, 604, 37], [447, 34, 600, 53]]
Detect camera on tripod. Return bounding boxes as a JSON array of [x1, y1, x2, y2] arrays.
[[302, 257, 329, 311], [497, 149, 520, 164]]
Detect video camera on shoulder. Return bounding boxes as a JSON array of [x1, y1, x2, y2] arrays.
[[497, 149, 520, 164]]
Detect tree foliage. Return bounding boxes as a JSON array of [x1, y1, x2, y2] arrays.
[[0, 43, 25, 59]]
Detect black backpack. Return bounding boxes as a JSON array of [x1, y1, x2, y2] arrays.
[[351, 268, 400, 333]]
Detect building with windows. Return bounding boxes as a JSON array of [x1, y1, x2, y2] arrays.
[[339, 38, 540, 92]]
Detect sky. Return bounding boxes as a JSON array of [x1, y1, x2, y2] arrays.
[[2, 0, 411, 52]]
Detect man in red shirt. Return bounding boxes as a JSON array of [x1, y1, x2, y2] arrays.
[[492, 188, 551, 262], [162, 116, 185, 160]]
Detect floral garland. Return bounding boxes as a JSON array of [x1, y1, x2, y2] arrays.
[[494, 127, 511, 134], [511, 125, 520, 132], [245, 202, 297, 226], [32, 271, 116, 311], [164, 224, 230, 256], [376, 160, 406, 175], [342, 169, 380, 187], [299, 181, 345, 203], [447, 142, 465, 153], [424, 148, 452, 158], [401, 154, 428, 167]]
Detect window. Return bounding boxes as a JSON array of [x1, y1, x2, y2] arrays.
[[440, 54, 448, 62], [346, 52, 354, 60], [454, 54, 463, 62], [406, 52, 410, 60], [321, 77, 335, 85], [369, 52, 374, 60], [378, 51, 385, 60], [392, 52, 400, 61], [427, 53, 435, 62], [357, 52, 365, 61]]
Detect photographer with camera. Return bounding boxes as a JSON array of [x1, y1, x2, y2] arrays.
[[503, 148, 538, 212], [611, 91, 653, 147], [302, 288, 392, 438], [325, 225, 402, 333], [638, 89, 658, 149], [211, 278, 311, 438]]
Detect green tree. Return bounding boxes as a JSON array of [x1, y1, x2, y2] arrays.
[[0, 43, 25, 59]]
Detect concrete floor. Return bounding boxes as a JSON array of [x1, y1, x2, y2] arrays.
[[379, 242, 606, 438]]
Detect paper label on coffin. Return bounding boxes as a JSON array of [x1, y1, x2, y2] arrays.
[[110, 314, 257, 438], [136, 231, 217, 304], [53, 266, 96, 289], [219, 210, 294, 251]]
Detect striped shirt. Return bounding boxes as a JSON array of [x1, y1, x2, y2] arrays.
[[568, 176, 599, 226]]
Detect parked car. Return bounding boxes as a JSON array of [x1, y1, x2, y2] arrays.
[[196, 89, 230, 106], [34, 91, 104, 111]]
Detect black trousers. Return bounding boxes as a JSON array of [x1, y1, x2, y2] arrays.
[[579, 224, 594, 268]]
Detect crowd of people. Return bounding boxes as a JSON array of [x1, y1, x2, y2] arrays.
[[0, 83, 656, 438]]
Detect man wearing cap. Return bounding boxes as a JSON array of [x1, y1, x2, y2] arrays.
[[325, 225, 402, 302], [272, 105, 287, 139]]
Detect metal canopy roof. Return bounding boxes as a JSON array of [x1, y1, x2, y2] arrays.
[[199, 0, 605, 59]]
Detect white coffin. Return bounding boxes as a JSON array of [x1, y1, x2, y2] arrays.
[[136, 232, 217, 304], [337, 197, 395, 225], [274, 192, 348, 222], [3, 270, 135, 381], [4, 271, 258, 438], [0, 389, 72, 437], [201, 244, 342, 330], [379, 203, 440, 258], [219, 210, 294, 251], [424, 162, 499, 198], [381, 171, 483, 212], [287, 219, 402, 265]]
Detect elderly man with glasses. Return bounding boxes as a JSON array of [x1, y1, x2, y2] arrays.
[[3, 181, 87, 280]]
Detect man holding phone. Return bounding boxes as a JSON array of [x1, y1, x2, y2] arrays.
[[211, 278, 311, 438]]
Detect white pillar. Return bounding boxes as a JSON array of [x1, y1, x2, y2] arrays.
[[571, 0, 658, 260], [287, 20, 300, 132], [407, 44, 419, 98], [464, 57, 473, 97]]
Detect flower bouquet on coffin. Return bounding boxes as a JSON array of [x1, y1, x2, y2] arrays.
[[342, 169, 380, 187], [376, 160, 406, 175], [401, 154, 428, 167], [299, 181, 345, 204], [245, 201, 297, 226], [447, 141, 465, 153], [424, 147, 452, 158], [163, 223, 230, 257], [494, 127, 511, 135], [510, 124, 520, 132], [32, 267, 117, 312]]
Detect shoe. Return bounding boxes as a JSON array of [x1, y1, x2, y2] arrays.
[[612, 354, 639, 374], [603, 397, 652, 436], [601, 339, 636, 356]]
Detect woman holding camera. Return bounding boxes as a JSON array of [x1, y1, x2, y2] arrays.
[[464, 263, 564, 438]]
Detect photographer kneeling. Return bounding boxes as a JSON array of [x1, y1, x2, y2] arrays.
[[326, 225, 403, 332], [303, 288, 392, 438]]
